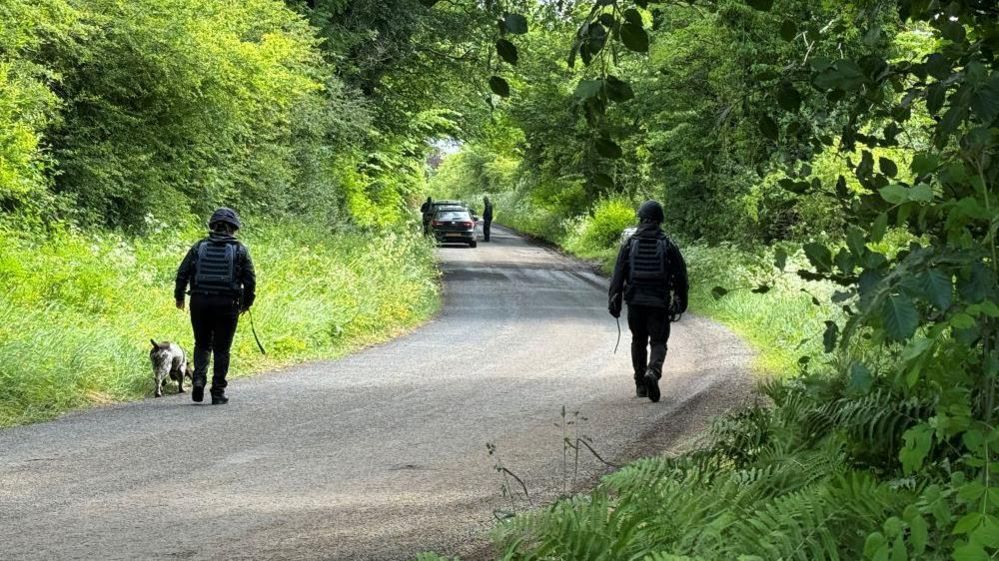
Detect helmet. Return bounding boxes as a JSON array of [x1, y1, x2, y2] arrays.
[[208, 207, 241, 229], [637, 200, 664, 224]]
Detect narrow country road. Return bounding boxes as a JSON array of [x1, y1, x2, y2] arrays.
[[0, 227, 753, 561]]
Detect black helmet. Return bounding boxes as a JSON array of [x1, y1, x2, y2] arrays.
[[637, 200, 664, 223], [209, 207, 241, 229]]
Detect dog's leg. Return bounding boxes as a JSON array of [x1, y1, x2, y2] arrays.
[[154, 372, 163, 398], [176, 367, 185, 393]]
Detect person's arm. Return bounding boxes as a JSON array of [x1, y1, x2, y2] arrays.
[[239, 245, 256, 311], [174, 243, 198, 309], [608, 241, 630, 317], [669, 242, 689, 314]]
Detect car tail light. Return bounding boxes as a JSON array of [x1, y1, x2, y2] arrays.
[[461, 221, 473, 228], [431, 220, 442, 226]]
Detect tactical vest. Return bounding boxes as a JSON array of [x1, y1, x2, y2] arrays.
[[193, 241, 240, 295], [627, 236, 671, 306]]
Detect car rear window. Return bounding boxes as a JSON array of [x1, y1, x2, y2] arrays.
[[436, 211, 470, 221]]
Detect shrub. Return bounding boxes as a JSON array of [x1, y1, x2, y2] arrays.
[[565, 198, 636, 257]]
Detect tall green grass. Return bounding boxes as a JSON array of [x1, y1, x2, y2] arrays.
[[0, 220, 439, 426]]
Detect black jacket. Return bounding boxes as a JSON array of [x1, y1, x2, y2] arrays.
[[609, 223, 688, 312], [175, 233, 256, 308], [483, 201, 493, 221]]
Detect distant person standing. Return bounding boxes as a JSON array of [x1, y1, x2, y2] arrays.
[[482, 196, 494, 242], [175, 208, 256, 405], [421, 196, 433, 235], [607, 200, 688, 403]]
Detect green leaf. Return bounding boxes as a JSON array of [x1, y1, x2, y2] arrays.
[[780, 20, 797, 41], [972, 515, 999, 548], [814, 59, 866, 91], [971, 74, 999, 124], [622, 8, 643, 27], [920, 270, 952, 310], [899, 424, 932, 474], [746, 0, 774, 10], [953, 542, 989, 561], [496, 39, 518, 65], [619, 23, 649, 53], [879, 157, 898, 178], [595, 138, 622, 159], [911, 153, 939, 176], [592, 172, 614, 189], [759, 115, 779, 141], [869, 213, 888, 243], [777, 82, 802, 111], [847, 227, 866, 256], [574, 79, 603, 99], [804, 242, 833, 273], [823, 320, 839, 352], [883, 294, 918, 341], [489, 76, 510, 97], [604, 76, 634, 102], [503, 13, 528, 34], [954, 513, 984, 535], [778, 178, 809, 194], [903, 506, 928, 555], [879, 184, 908, 204], [864, 532, 889, 561], [711, 286, 729, 300]]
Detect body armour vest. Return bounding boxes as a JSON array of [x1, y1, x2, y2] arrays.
[[193, 241, 240, 295], [627, 236, 671, 307]]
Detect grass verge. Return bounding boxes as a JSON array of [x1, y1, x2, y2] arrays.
[[0, 220, 440, 426]]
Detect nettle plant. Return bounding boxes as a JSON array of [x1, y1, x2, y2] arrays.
[[476, 0, 997, 558]]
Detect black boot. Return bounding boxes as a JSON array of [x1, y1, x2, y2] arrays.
[[192, 386, 204, 403], [211, 394, 228, 405], [635, 379, 648, 398], [644, 369, 660, 403]]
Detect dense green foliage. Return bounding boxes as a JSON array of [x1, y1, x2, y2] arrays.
[[427, 0, 998, 559]]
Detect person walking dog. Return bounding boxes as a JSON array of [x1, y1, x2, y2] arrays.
[[175, 208, 256, 405], [608, 200, 688, 403], [482, 196, 494, 242]]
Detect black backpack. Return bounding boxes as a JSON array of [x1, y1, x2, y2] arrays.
[[194, 240, 240, 294], [627, 235, 672, 297]]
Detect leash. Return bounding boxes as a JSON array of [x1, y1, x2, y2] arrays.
[[247, 308, 267, 355], [614, 316, 621, 354]]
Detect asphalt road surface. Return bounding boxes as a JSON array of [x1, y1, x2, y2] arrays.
[[0, 226, 754, 561]]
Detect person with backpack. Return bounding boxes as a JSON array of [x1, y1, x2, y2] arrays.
[[482, 196, 494, 242], [608, 200, 688, 403], [174, 208, 256, 405]]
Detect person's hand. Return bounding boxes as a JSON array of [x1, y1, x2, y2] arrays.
[[176, 299, 185, 311], [609, 301, 621, 319]]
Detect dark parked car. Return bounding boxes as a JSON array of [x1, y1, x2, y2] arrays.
[[431, 209, 478, 247]]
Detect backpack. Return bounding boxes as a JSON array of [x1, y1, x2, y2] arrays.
[[193, 240, 239, 294], [627, 235, 673, 304]]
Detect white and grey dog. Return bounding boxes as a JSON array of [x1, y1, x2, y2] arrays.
[[149, 340, 194, 397]]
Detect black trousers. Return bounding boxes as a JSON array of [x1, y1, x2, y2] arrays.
[[483, 220, 492, 241], [628, 304, 671, 381], [190, 294, 240, 396]]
